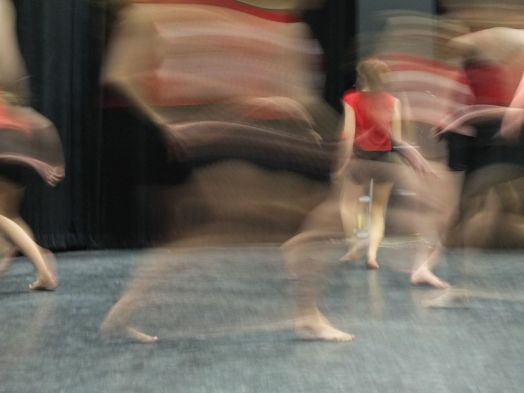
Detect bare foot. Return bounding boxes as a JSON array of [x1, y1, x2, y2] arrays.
[[30, 252, 58, 291], [366, 259, 379, 270], [101, 305, 158, 343], [410, 267, 450, 289], [295, 314, 354, 342], [101, 321, 158, 343], [29, 274, 57, 291], [339, 244, 364, 263], [126, 327, 158, 343]]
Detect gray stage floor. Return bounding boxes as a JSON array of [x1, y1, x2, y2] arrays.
[[0, 242, 523, 393]]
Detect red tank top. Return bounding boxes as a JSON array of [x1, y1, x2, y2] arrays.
[[342, 91, 394, 152], [465, 61, 520, 106]]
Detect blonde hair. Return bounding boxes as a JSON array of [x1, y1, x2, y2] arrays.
[[356, 58, 390, 92]]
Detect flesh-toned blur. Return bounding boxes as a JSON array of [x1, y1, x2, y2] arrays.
[[95, 0, 524, 342], [2, 1, 524, 392], [100, 0, 354, 342]]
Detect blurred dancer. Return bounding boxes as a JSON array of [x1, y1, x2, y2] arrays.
[[100, 0, 349, 342], [338, 58, 402, 270], [283, 47, 464, 340], [336, 57, 453, 288], [283, 96, 447, 340], [365, 12, 481, 286], [441, 26, 524, 246], [0, 0, 64, 290]]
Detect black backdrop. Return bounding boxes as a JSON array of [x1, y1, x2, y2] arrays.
[[12, 0, 356, 250]]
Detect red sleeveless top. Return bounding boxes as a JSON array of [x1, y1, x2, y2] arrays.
[[342, 91, 394, 152], [465, 61, 522, 106]]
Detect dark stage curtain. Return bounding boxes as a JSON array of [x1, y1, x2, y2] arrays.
[[12, 0, 356, 250], [14, 0, 97, 249]]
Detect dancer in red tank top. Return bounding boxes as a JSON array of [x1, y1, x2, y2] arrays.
[[338, 59, 401, 270], [337, 58, 450, 288]]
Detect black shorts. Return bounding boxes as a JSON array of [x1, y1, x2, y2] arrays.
[[445, 120, 524, 173], [444, 132, 475, 172], [347, 150, 401, 185]]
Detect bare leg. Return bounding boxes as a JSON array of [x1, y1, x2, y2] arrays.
[[408, 196, 450, 288], [366, 182, 393, 269], [339, 179, 366, 264], [409, 164, 462, 289], [0, 180, 31, 268], [286, 248, 354, 342], [0, 215, 56, 290], [101, 292, 159, 343], [283, 188, 354, 342], [100, 246, 191, 343], [410, 243, 450, 289], [0, 217, 37, 276], [0, 178, 56, 289]]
